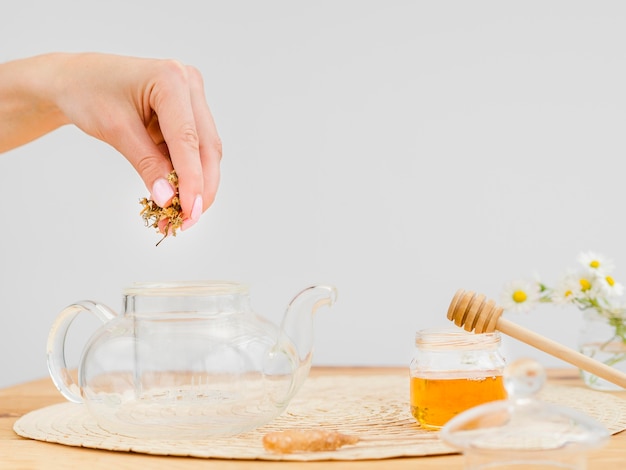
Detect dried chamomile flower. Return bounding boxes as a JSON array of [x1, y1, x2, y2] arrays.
[[140, 171, 183, 246]]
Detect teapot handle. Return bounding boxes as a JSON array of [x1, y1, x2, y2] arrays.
[[46, 300, 116, 403]]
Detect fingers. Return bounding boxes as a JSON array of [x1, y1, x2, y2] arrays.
[[149, 62, 205, 229], [148, 62, 222, 231], [186, 66, 222, 212]]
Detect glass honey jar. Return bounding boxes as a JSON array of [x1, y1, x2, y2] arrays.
[[410, 327, 507, 430]]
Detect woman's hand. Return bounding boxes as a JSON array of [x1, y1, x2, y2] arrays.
[[0, 52, 222, 230]]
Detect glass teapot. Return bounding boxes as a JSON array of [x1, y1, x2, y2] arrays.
[[47, 281, 337, 438]]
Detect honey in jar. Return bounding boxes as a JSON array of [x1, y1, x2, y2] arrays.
[[409, 328, 507, 430]]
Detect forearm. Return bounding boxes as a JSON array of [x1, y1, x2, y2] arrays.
[[0, 54, 70, 153]]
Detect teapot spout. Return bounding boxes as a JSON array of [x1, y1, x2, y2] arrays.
[[273, 285, 337, 400], [282, 285, 337, 362]]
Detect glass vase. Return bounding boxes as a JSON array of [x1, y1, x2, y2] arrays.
[[578, 310, 626, 391]]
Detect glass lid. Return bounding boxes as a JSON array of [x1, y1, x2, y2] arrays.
[[440, 358, 610, 469]]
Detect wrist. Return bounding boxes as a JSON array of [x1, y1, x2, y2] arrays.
[[25, 53, 73, 127]]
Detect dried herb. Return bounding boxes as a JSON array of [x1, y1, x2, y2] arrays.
[[140, 171, 183, 246]]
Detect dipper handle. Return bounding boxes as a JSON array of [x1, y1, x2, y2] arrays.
[[447, 289, 626, 389]]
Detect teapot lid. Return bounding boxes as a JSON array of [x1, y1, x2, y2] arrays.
[[440, 358, 610, 469], [123, 280, 249, 296]]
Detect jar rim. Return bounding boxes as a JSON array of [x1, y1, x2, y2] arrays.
[[123, 280, 249, 296], [415, 327, 501, 350]]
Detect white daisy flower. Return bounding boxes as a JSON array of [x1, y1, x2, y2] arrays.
[[595, 273, 624, 298], [571, 270, 603, 300], [604, 302, 626, 320], [607, 303, 626, 320], [504, 253, 626, 342], [551, 272, 582, 305], [501, 280, 541, 313], [577, 251, 615, 276]]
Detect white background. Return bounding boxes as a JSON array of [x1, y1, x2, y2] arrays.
[[2, 1, 626, 388]]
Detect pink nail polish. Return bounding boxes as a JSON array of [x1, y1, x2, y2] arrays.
[[182, 195, 203, 231], [152, 178, 175, 207]]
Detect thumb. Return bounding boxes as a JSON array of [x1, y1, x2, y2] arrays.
[[106, 119, 176, 207]]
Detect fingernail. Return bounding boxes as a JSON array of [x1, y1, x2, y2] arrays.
[[151, 178, 175, 207], [182, 195, 203, 231]]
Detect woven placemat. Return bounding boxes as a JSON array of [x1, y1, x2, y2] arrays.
[[13, 374, 626, 461]]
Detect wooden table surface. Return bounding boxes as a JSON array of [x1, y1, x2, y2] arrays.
[[2, 367, 626, 470]]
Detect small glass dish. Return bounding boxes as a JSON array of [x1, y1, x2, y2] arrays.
[[440, 358, 610, 470]]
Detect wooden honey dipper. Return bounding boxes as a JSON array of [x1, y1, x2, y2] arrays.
[[447, 288, 626, 389]]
